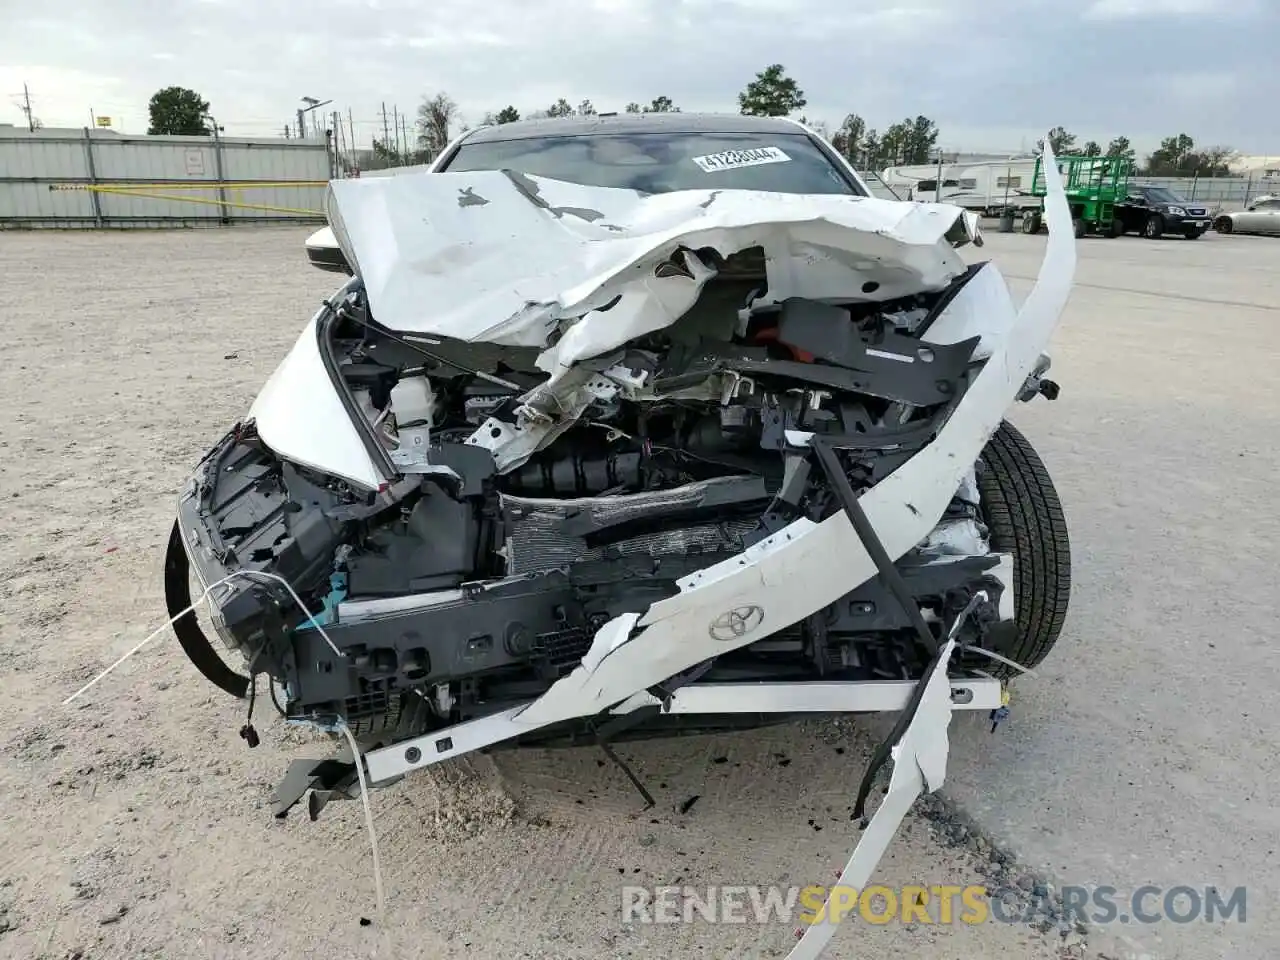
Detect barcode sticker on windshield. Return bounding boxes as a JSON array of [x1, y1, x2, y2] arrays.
[[692, 147, 792, 173]]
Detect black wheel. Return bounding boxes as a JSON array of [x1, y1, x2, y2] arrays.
[[974, 421, 1071, 677], [1021, 212, 1042, 234], [1214, 216, 1233, 234], [1144, 214, 1164, 238], [1110, 217, 1127, 238], [1072, 217, 1086, 239]]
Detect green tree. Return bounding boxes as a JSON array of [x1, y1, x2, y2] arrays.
[[645, 96, 679, 113], [879, 122, 909, 165], [1036, 126, 1078, 155], [494, 105, 520, 124], [624, 102, 643, 113], [1180, 145, 1235, 177], [1081, 140, 1101, 156], [737, 64, 806, 117], [1105, 136, 1135, 164], [370, 138, 407, 168], [862, 129, 882, 169], [1144, 133, 1195, 174], [874, 117, 939, 165], [577, 99, 597, 116], [546, 98, 575, 118], [147, 86, 210, 135], [905, 115, 939, 164], [831, 113, 866, 164]]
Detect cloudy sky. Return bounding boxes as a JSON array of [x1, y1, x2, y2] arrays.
[[3, 0, 1276, 157]]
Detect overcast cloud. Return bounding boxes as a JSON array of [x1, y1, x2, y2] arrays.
[[3, 0, 1276, 156]]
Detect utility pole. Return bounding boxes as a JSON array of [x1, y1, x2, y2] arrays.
[[332, 110, 344, 175], [401, 115, 411, 163], [379, 102, 391, 153], [347, 108, 356, 155], [20, 83, 35, 132], [392, 104, 401, 159], [297, 108, 306, 139]]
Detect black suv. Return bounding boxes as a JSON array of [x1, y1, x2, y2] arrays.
[[1113, 184, 1212, 239]]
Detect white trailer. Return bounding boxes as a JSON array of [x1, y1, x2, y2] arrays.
[[884, 159, 1041, 213]]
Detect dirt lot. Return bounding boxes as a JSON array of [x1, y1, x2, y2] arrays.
[[0, 224, 1274, 960]]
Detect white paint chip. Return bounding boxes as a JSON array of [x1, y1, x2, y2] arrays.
[[692, 146, 791, 173]]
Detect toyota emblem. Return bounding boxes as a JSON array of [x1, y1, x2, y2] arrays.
[[708, 605, 765, 641]]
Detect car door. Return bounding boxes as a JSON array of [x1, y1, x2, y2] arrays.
[[1234, 201, 1262, 233], [1119, 191, 1148, 229], [1255, 198, 1280, 235]]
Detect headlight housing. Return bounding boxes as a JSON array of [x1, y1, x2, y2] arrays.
[[1168, 205, 1187, 216]]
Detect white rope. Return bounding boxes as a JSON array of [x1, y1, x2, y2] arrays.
[[62, 569, 345, 706], [61, 566, 386, 918], [337, 719, 386, 916], [963, 644, 1040, 679]]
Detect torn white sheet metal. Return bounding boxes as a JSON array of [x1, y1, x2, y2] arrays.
[[783, 638, 958, 960], [248, 298, 385, 491], [363, 140, 1073, 772], [513, 141, 1074, 726], [325, 169, 980, 376], [256, 180, 980, 488]]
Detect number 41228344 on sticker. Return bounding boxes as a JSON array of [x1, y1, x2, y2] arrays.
[[692, 147, 792, 173]]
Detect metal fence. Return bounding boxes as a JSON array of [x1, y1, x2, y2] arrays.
[[1128, 175, 1275, 210], [0, 129, 331, 228]]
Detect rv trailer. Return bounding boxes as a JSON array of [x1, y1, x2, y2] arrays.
[[883, 158, 1040, 214]]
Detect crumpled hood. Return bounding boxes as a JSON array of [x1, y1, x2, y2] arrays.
[[325, 170, 982, 376], [255, 175, 993, 491]]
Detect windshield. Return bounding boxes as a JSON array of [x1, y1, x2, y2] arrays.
[[1144, 186, 1187, 204], [440, 131, 864, 197]]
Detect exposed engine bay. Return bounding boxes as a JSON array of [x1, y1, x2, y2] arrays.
[[174, 245, 1054, 743]]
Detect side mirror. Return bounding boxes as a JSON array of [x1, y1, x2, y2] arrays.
[[305, 226, 352, 275]]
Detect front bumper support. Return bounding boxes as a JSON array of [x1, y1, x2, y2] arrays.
[[361, 676, 999, 783]]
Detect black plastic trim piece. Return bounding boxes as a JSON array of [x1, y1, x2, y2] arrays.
[[164, 519, 250, 699]]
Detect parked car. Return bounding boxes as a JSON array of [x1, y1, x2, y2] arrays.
[[1214, 195, 1280, 236], [1113, 184, 1213, 239]]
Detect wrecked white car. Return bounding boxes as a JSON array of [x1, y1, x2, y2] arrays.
[[167, 115, 1074, 872]]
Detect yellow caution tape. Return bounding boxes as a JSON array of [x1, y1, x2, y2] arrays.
[[49, 180, 328, 191], [49, 181, 324, 216]]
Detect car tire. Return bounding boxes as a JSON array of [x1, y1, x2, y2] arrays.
[[1072, 217, 1087, 239], [1021, 212, 1042, 234], [973, 420, 1071, 677], [1214, 216, 1233, 234], [1110, 217, 1127, 238], [1144, 215, 1164, 238]]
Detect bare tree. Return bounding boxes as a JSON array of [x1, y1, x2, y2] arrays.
[[416, 92, 459, 159]]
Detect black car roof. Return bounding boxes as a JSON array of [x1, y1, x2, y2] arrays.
[[460, 112, 810, 144]]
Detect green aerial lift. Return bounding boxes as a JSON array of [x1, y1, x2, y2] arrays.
[[1021, 154, 1133, 238]]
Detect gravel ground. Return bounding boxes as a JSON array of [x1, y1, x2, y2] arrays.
[[0, 222, 1270, 960]]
